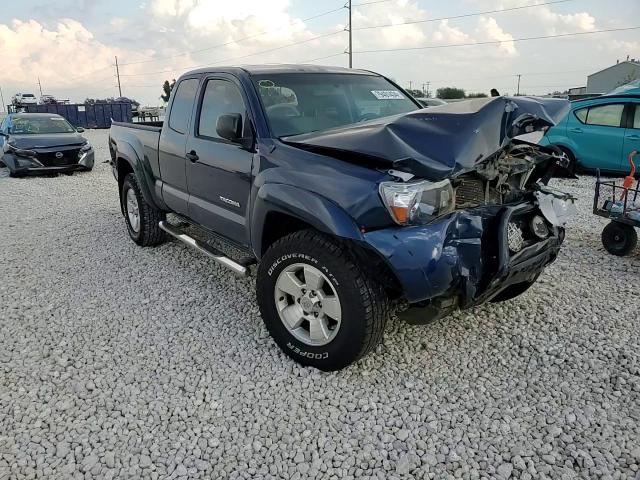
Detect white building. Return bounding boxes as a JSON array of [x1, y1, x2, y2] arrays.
[[586, 59, 640, 94]]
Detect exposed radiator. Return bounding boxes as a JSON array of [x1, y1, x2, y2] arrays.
[[456, 177, 486, 208]]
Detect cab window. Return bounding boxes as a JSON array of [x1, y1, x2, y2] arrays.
[[168, 78, 199, 134], [197, 79, 246, 140], [633, 104, 640, 129]]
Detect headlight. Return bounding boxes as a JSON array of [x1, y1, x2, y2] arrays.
[[3, 142, 36, 157], [80, 143, 92, 152], [379, 179, 455, 225]]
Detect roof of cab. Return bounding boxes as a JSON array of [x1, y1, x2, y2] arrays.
[[182, 64, 378, 77]]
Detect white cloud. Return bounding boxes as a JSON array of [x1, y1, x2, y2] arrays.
[[0, 19, 118, 87], [0, 0, 634, 104], [150, 0, 196, 18], [476, 16, 517, 56], [432, 19, 470, 44]]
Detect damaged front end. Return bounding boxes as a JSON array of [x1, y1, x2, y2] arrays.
[[370, 141, 577, 323], [285, 96, 576, 323]]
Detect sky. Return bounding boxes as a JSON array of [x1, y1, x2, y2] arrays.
[[1, 0, 639, 106]]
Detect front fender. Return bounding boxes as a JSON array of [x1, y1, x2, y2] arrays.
[[114, 139, 166, 211], [251, 183, 364, 258]]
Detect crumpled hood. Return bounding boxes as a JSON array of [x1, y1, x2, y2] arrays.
[[282, 96, 570, 180], [8, 133, 86, 150]]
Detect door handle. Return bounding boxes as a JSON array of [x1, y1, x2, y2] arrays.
[[569, 128, 583, 133], [186, 150, 199, 162], [627, 134, 640, 140]]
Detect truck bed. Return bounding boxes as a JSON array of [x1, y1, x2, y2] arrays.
[[111, 120, 163, 132], [109, 121, 162, 180]]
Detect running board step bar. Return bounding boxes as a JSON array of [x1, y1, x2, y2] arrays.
[[158, 221, 249, 277]]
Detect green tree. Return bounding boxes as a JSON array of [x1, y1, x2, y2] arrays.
[[466, 92, 488, 98], [161, 79, 176, 103], [436, 87, 465, 99]]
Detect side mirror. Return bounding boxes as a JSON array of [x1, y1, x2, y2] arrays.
[[76, 127, 85, 133], [216, 113, 242, 143]]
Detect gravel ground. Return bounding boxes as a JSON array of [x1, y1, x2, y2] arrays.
[[1, 129, 639, 480]]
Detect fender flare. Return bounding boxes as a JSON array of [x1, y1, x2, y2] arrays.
[[114, 139, 166, 211], [251, 183, 364, 258]]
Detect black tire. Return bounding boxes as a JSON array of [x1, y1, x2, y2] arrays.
[[559, 147, 577, 175], [121, 173, 166, 247], [257, 229, 389, 371], [602, 221, 637, 257], [490, 275, 539, 303]]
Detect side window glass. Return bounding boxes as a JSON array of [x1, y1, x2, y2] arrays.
[[634, 105, 640, 129], [198, 79, 246, 139], [585, 104, 624, 127], [168, 78, 199, 134], [574, 108, 587, 124]]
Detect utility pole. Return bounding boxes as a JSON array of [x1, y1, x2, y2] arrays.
[[0, 85, 5, 113], [423, 81, 430, 97], [516, 74, 521, 96], [409, 80, 412, 90], [115, 56, 123, 97], [37, 77, 43, 97], [347, 0, 353, 68]]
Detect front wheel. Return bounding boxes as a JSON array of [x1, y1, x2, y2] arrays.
[[602, 221, 637, 256], [121, 173, 166, 247], [257, 230, 389, 371]]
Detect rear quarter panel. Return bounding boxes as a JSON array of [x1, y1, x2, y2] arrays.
[[110, 123, 165, 210]]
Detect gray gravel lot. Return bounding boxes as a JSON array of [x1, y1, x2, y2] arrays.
[[1, 129, 639, 480]]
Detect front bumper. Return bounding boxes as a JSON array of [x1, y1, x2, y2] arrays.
[[2, 151, 94, 176], [364, 202, 564, 318]]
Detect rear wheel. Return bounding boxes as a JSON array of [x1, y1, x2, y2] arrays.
[[557, 146, 577, 175], [121, 173, 166, 246], [602, 221, 637, 256], [257, 230, 389, 371]]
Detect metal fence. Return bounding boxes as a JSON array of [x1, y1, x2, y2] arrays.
[[6, 103, 132, 129]]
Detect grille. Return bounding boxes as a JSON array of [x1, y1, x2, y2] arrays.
[[456, 177, 485, 208], [37, 149, 80, 167]]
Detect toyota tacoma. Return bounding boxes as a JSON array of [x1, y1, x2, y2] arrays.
[[108, 65, 575, 371]]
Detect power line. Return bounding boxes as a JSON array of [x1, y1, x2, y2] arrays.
[[119, 30, 345, 77], [353, 0, 576, 31], [352, 0, 393, 6], [354, 26, 640, 54], [118, 5, 346, 67]]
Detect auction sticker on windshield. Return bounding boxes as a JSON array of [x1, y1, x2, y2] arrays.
[[371, 90, 405, 100]]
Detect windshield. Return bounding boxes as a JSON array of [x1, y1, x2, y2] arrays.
[[9, 117, 76, 135], [252, 73, 419, 137]]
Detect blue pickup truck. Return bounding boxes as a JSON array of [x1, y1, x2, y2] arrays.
[[108, 65, 575, 370]]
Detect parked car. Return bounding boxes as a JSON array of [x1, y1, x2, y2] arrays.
[[40, 95, 58, 105], [539, 93, 640, 174], [0, 113, 94, 176], [108, 65, 574, 370], [11, 93, 37, 107], [417, 98, 447, 108]]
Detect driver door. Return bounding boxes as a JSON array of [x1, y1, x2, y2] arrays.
[[185, 75, 254, 246]]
